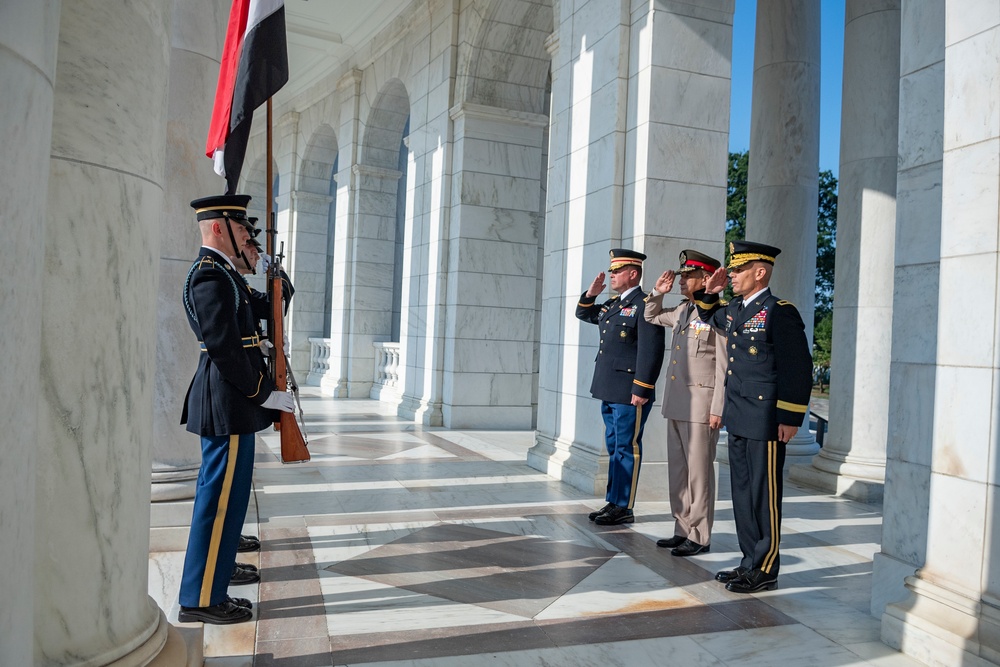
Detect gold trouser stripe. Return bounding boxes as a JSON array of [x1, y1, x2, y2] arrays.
[[776, 399, 808, 413], [199, 435, 240, 606], [626, 403, 643, 510], [762, 440, 780, 573]]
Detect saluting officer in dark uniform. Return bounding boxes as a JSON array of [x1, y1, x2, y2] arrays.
[[177, 195, 296, 624], [577, 249, 665, 525], [691, 241, 812, 593]]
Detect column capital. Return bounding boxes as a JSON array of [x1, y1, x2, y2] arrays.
[[448, 102, 549, 128], [291, 190, 334, 205], [352, 163, 403, 181], [338, 68, 363, 92]]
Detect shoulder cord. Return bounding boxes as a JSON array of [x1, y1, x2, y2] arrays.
[[183, 257, 240, 323]]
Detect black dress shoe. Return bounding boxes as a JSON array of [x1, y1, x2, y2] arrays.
[[230, 564, 261, 585], [238, 534, 261, 553], [589, 502, 615, 521], [178, 599, 253, 624], [235, 562, 258, 573], [656, 535, 686, 549], [671, 539, 710, 557], [715, 566, 748, 583], [725, 569, 778, 593], [594, 505, 634, 525], [228, 596, 252, 610]]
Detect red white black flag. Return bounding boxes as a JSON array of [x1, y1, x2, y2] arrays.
[[206, 0, 288, 194]]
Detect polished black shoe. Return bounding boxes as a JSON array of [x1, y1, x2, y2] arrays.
[[725, 569, 778, 593], [671, 539, 710, 557], [178, 599, 253, 624], [238, 534, 260, 553], [656, 535, 686, 549], [230, 564, 261, 585], [594, 505, 634, 525], [589, 502, 615, 521], [714, 566, 748, 583], [228, 596, 252, 610]]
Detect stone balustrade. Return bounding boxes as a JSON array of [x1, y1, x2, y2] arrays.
[[371, 342, 401, 400], [307, 337, 333, 386]]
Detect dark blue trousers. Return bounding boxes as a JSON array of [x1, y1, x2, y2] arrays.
[[600, 401, 651, 509], [728, 434, 784, 575], [179, 433, 255, 608]]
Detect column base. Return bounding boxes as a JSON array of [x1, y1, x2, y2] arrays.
[[788, 459, 884, 502], [319, 371, 349, 397], [398, 395, 443, 426], [145, 618, 201, 667], [526, 433, 606, 496], [871, 552, 918, 616], [883, 574, 1000, 666], [102, 606, 170, 667], [150, 466, 198, 502]]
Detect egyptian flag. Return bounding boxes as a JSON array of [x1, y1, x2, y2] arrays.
[[206, 0, 288, 194]]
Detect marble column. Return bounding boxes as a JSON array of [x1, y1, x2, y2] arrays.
[[870, 0, 944, 619], [321, 70, 363, 398], [0, 3, 59, 664], [744, 0, 821, 466], [529, 0, 633, 494], [436, 103, 547, 428], [789, 1, 900, 502], [288, 189, 335, 378], [34, 0, 177, 664], [151, 0, 228, 548], [882, 4, 1000, 664], [620, 0, 734, 497]]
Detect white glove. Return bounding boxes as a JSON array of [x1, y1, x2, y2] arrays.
[[260, 252, 272, 272], [283, 337, 290, 357], [261, 390, 295, 413], [258, 339, 274, 354]]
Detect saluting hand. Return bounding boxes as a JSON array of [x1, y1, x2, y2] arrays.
[[705, 266, 728, 294], [655, 270, 675, 294], [586, 272, 606, 298]]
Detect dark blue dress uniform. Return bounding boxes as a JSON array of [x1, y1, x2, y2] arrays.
[[178, 195, 279, 615], [577, 250, 665, 516], [692, 241, 812, 589]]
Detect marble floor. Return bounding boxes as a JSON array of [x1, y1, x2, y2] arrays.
[[192, 388, 923, 667]]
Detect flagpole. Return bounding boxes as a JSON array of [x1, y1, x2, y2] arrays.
[[266, 97, 273, 258]]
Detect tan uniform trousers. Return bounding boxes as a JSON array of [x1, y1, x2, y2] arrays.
[[668, 418, 720, 546]]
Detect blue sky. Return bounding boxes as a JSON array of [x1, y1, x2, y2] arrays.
[[728, 0, 846, 176]]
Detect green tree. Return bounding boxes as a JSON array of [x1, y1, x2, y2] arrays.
[[725, 151, 838, 362]]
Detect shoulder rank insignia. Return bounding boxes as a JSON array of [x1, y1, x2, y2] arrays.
[[777, 299, 795, 307]]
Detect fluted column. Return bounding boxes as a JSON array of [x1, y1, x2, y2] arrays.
[[744, 0, 821, 465], [151, 0, 228, 521], [34, 0, 176, 664], [789, 1, 900, 501], [0, 3, 59, 664], [882, 4, 1000, 664]]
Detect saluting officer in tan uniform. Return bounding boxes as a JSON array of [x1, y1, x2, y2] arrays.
[[644, 250, 726, 557]]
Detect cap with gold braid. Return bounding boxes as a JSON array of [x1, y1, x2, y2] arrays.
[[678, 249, 721, 274], [727, 240, 781, 269], [608, 248, 646, 271], [190, 194, 254, 232]]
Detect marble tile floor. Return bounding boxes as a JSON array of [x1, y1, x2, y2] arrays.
[[196, 388, 923, 667]]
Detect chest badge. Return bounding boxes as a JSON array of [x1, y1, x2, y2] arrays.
[[620, 330, 628, 338], [749, 345, 758, 356]]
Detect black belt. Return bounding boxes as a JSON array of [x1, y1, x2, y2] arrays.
[[200, 334, 260, 352]]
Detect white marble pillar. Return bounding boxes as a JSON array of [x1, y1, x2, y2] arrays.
[[744, 0, 821, 466], [0, 3, 59, 664], [882, 4, 1000, 664], [438, 103, 547, 428], [322, 70, 363, 397], [789, 1, 900, 502], [34, 0, 178, 664], [620, 0, 734, 497], [151, 0, 228, 542], [529, 0, 632, 493], [287, 189, 334, 375], [870, 0, 944, 619]]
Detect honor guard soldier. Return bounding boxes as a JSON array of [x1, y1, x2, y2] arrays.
[[577, 249, 665, 525], [644, 250, 727, 557], [692, 240, 812, 593], [178, 194, 296, 624]]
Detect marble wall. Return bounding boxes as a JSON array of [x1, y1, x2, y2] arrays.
[[34, 0, 173, 663], [0, 3, 59, 664]]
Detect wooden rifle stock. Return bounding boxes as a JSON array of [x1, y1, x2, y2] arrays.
[[270, 266, 309, 463]]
